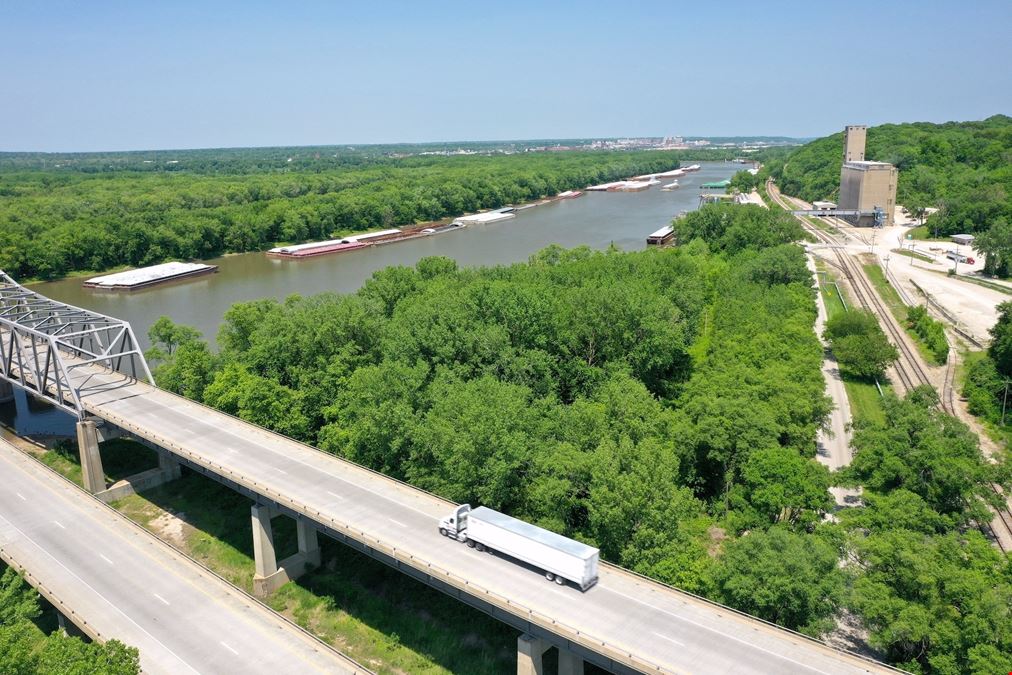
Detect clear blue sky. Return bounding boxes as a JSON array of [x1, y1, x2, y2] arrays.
[[2, 0, 1010, 152]]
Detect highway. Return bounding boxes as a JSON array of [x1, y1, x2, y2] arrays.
[[52, 362, 898, 674], [0, 438, 366, 675]]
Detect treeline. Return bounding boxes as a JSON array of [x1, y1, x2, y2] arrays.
[[965, 301, 1012, 424], [0, 151, 686, 281], [147, 203, 1011, 670], [0, 563, 139, 673], [768, 115, 1012, 237]]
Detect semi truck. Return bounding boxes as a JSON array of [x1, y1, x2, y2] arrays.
[[438, 504, 599, 591]]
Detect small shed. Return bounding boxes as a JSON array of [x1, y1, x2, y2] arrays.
[[951, 234, 975, 246], [813, 201, 837, 211]]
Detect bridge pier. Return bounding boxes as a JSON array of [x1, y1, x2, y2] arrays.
[[76, 420, 106, 494], [251, 503, 320, 597], [517, 634, 584, 675], [0, 380, 13, 404]]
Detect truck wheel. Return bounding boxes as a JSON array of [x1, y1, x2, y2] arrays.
[[545, 572, 555, 582], [439, 527, 448, 537], [555, 576, 565, 586], [466, 539, 476, 548], [475, 542, 485, 552]]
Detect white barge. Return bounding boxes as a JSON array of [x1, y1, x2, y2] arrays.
[[83, 262, 218, 290]]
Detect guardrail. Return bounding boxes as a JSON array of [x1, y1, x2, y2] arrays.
[[12, 340, 899, 673], [0, 442, 371, 674], [92, 389, 901, 674]]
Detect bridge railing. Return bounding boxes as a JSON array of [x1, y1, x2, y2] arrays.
[[0, 271, 152, 417]]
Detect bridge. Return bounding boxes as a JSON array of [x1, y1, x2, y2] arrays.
[[0, 272, 899, 674], [0, 436, 366, 674]]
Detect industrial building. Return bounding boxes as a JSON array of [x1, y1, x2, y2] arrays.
[[838, 125, 897, 226]]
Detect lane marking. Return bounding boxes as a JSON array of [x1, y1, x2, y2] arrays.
[[325, 491, 345, 501], [652, 631, 685, 647], [15, 492, 26, 501], [388, 518, 408, 528], [0, 511, 201, 675], [274, 467, 287, 475], [153, 593, 170, 606], [607, 587, 828, 674], [99, 554, 114, 565], [220, 641, 239, 655], [0, 451, 340, 674], [52, 520, 65, 529]]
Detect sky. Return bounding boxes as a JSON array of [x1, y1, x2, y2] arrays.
[[2, 0, 1010, 152]]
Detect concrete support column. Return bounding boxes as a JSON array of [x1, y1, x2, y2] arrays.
[[517, 634, 548, 675], [251, 503, 280, 582], [76, 420, 106, 494], [296, 517, 321, 569], [158, 449, 182, 481], [558, 650, 584, 675], [251, 504, 320, 597]]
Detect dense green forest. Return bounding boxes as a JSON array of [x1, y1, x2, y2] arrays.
[[769, 115, 1012, 238], [148, 203, 1010, 673], [0, 563, 139, 673], [0, 150, 724, 281]]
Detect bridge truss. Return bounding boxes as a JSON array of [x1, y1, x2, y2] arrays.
[[0, 271, 153, 417]]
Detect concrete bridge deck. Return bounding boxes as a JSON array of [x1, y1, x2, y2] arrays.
[[59, 363, 897, 675], [0, 437, 366, 675]]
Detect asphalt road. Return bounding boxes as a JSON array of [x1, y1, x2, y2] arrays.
[[0, 439, 365, 675], [64, 363, 898, 675]]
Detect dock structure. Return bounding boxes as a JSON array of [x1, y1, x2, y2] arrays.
[[83, 262, 217, 290], [646, 224, 675, 246]]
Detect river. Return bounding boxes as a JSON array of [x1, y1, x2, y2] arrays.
[[31, 162, 739, 348]]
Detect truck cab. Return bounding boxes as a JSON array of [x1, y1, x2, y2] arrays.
[[439, 504, 471, 541]]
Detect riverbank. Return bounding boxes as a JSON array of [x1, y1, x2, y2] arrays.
[[30, 161, 740, 347]]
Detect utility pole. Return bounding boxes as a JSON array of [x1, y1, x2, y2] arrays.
[[884, 254, 891, 278]]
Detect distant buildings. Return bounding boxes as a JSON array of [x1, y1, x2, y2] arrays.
[[838, 125, 897, 227]]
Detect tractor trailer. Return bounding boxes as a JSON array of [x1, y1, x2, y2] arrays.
[[439, 504, 599, 591]]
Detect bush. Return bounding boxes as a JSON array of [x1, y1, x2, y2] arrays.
[[905, 305, 949, 364]]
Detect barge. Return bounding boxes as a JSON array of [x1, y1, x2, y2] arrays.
[[83, 262, 218, 291]]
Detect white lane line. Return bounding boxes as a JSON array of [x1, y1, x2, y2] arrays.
[[153, 593, 170, 605], [0, 512, 201, 675], [52, 520, 66, 529], [653, 631, 685, 647], [610, 588, 828, 674], [15, 492, 26, 501], [274, 467, 287, 475], [388, 518, 408, 528], [99, 554, 114, 565], [220, 641, 239, 655], [325, 491, 345, 501]]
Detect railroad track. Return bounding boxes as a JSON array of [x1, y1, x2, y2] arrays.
[[770, 181, 1012, 550], [769, 182, 929, 394]]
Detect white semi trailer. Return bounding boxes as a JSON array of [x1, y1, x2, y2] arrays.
[[439, 504, 599, 591]]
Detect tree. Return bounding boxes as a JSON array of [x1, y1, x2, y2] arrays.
[[823, 310, 898, 379], [974, 218, 1012, 277], [849, 529, 1012, 673], [988, 301, 1012, 377], [709, 527, 844, 636], [146, 316, 202, 361]]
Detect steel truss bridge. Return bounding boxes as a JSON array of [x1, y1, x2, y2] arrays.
[[0, 272, 151, 417]]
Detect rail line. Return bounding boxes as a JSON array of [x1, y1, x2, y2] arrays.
[[770, 181, 1012, 551], [769, 182, 929, 394]]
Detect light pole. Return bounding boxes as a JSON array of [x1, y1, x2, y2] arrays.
[[884, 254, 891, 278]]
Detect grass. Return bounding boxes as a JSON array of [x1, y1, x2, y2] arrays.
[[906, 225, 949, 242], [36, 437, 159, 488], [36, 439, 527, 674], [817, 263, 888, 426], [863, 262, 946, 366], [890, 247, 933, 263]]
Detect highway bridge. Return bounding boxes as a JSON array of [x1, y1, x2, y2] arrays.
[[0, 436, 366, 674], [0, 272, 900, 674]]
